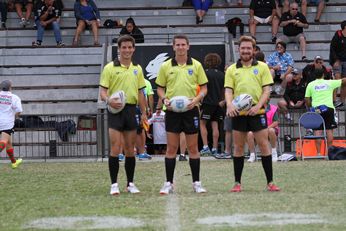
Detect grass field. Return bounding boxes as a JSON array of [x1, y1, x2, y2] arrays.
[[1, 159, 346, 230]]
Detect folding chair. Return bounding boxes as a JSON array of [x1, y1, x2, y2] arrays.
[[298, 112, 328, 160]]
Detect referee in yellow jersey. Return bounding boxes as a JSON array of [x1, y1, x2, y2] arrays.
[[99, 35, 147, 195], [225, 36, 280, 192], [156, 34, 208, 194]]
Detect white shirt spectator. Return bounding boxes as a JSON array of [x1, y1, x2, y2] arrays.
[[0, 91, 23, 130], [148, 111, 166, 144]]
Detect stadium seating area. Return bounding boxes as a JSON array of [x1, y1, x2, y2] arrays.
[[0, 0, 345, 158]]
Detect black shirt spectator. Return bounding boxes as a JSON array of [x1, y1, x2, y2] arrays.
[[303, 56, 332, 85], [120, 17, 144, 43], [280, 11, 307, 36], [250, 0, 276, 18], [34, 0, 62, 21], [203, 68, 224, 105], [283, 78, 306, 105], [329, 21, 346, 66]]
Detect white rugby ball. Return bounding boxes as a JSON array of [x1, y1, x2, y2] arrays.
[[170, 96, 191, 113], [232, 94, 253, 111], [107, 90, 126, 114]]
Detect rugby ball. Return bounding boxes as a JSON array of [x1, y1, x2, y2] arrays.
[[107, 90, 126, 114], [232, 94, 253, 111], [170, 96, 191, 113]]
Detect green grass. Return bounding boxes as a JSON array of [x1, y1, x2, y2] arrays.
[[0, 160, 346, 230]]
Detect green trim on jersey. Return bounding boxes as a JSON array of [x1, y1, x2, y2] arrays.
[[100, 61, 146, 104], [305, 79, 341, 109], [224, 60, 273, 105], [155, 57, 208, 99]]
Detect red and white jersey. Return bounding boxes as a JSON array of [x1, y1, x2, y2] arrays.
[[0, 91, 23, 130], [148, 111, 166, 144]]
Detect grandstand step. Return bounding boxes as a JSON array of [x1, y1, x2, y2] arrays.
[[22, 102, 98, 115]]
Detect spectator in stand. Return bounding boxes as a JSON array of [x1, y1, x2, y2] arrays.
[[0, 80, 23, 169], [200, 53, 225, 157], [255, 51, 265, 62], [278, 2, 309, 62], [32, 0, 64, 47], [278, 68, 306, 121], [73, 0, 101, 46], [120, 17, 144, 44], [0, 1, 7, 29], [192, 0, 213, 24], [302, 55, 332, 85], [267, 41, 294, 94], [281, 0, 326, 22], [330, 20, 346, 106], [247, 99, 279, 162], [249, 0, 279, 43], [14, 0, 33, 27]]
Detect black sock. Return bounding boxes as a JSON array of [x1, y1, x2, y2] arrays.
[[165, 157, 176, 183], [108, 156, 119, 184], [261, 155, 273, 184], [189, 158, 200, 182], [233, 156, 244, 183], [125, 156, 136, 186]]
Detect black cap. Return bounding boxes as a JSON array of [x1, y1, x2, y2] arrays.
[[0, 80, 11, 91]]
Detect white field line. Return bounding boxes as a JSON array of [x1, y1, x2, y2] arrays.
[[197, 213, 329, 227], [165, 194, 181, 231], [23, 216, 144, 230]]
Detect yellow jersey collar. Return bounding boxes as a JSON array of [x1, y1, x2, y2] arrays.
[[113, 59, 138, 67], [236, 58, 258, 68], [171, 56, 193, 66]]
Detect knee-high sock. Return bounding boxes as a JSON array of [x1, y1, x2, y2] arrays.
[[6, 148, 16, 164], [108, 156, 119, 184], [125, 156, 136, 186], [165, 157, 176, 183], [261, 155, 273, 184], [189, 158, 200, 182], [233, 156, 244, 183]]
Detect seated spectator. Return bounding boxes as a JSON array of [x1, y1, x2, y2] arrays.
[[267, 41, 294, 94], [119, 17, 144, 43], [302, 55, 332, 85], [73, 0, 101, 46], [249, 0, 279, 43], [32, 0, 64, 47], [0, 1, 7, 29], [247, 100, 279, 162], [278, 2, 309, 61], [14, 0, 33, 27], [278, 68, 306, 121], [255, 51, 265, 62], [281, 0, 325, 22], [192, 0, 213, 24], [329, 20, 346, 106]]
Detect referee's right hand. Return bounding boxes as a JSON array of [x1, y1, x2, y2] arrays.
[[226, 103, 239, 117]]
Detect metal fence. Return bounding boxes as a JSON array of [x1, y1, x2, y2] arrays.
[[11, 113, 104, 160]]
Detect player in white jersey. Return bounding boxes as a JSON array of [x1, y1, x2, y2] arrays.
[[0, 80, 23, 169]]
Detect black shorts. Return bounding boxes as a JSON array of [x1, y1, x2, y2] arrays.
[[0, 129, 14, 136], [232, 114, 267, 132], [135, 106, 143, 134], [317, 108, 337, 130], [108, 104, 138, 131], [165, 107, 200, 134], [200, 104, 224, 121]]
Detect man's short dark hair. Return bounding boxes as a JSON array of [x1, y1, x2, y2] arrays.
[[117, 34, 135, 47], [0, 80, 12, 91], [314, 68, 324, 79], [341, 20, 346, 30], [173, 34, 189, 45]]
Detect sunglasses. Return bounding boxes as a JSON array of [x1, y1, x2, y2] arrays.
[[291, 8, 298, 10]]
